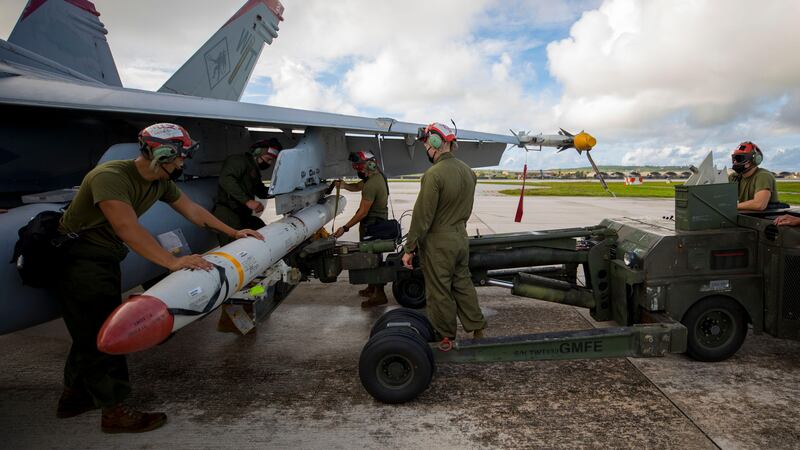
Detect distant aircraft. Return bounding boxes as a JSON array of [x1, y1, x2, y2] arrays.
[[0, 0, 597, 335]]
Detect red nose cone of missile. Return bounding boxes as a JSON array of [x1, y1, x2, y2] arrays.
[[97, 295, 174, 355]]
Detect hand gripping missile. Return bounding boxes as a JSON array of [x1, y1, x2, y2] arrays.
[[97, 195, 346, 354]]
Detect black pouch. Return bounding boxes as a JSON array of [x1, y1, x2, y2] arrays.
[[364, 219, 402, 242], [10, 210, 77, 288]]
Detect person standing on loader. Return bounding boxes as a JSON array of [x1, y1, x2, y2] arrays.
[[333, 151, 390, 307], [55, 123, 263, 433], [729, 141, 779, 211], [402, 122, 487, 341], [212, 138, 282, 245]]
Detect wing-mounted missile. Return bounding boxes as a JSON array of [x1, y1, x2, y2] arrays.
[[514, 129, 613, 197], [514, 129, 597, 152]]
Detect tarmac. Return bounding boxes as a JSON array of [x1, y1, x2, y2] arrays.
[[2, 182, 800, 449]]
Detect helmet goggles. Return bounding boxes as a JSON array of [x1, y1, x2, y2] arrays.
[[145, 136, 199, 161]]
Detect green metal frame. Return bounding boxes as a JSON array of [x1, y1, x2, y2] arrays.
[[432, 314, 686, 364]]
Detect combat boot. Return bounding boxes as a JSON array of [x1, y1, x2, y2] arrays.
[[56, 386, 98, 418], [361, 285, 388, 307], [473, 328, 487, 339], [358, 285, 375, 298], [101, 405, 167, 433]]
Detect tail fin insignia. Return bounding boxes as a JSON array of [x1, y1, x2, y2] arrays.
[[159, 0, 284, 101]]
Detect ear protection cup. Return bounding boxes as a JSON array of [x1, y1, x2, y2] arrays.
[[428, 133, 443, 149], [251, 147, 264, 157], [365, 160, 378, 171], [753, 148, 763, 165], [151, 145, 179, 164]]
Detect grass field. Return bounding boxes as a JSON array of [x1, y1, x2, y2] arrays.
[[495, 181, 800, 205]]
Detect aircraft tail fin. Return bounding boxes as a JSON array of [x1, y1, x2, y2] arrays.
[[7, 0, 122, 86], [159, 0, 284, 101]]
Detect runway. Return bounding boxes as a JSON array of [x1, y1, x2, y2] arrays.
[[2, 182, 799, 448]]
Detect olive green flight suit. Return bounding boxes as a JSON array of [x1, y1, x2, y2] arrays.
[[405, 152, 486, 338], [57, 160, 182, 407], [213, 153, 270, 245]]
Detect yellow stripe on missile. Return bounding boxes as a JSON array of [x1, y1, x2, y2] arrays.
[[574, 132, 597, 151], [208, 251, 245, 291]]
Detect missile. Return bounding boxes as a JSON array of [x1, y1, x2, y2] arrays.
[[516, 130, 597, 152], [97, 195, 346, 354]]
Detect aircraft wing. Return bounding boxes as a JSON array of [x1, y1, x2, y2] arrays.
[[0, 60, 518, 146]]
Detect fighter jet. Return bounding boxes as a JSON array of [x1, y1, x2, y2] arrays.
[[0, 0, 597, 335]]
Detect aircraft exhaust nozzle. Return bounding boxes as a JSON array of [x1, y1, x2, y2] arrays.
[[97, 295, 173, 355], [574, 132, 597, 152]]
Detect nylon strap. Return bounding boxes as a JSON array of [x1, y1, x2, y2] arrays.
[[167, 264, 230, 317]]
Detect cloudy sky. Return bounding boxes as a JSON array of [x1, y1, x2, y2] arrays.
[[2, 0, 799, 170]]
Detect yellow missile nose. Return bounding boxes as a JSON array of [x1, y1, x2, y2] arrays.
[[574, 132, 597, 151]]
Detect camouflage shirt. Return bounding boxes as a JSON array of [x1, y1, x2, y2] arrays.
[[216, 153, 270, 210]]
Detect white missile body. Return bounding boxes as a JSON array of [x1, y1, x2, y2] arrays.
[[97, 195, 345, 354]]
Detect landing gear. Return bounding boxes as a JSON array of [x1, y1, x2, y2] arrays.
[[682, 296, 748, 362], [359, 310, 436, 403], [391, 271, 426, 309]]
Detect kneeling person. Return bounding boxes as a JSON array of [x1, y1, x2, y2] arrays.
[[333, 151, 390, 307]]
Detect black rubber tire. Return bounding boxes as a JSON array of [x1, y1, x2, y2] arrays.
[[369, 308, 435, 342], [364, 326, 436, 370], [682, 296, 748, 362], [359, 328, 434, 404], [362, 327, 435, 384], [391, 272, 426, 309]]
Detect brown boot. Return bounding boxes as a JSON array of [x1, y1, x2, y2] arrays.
[[101, 405, 167, 434], [361, 285, 388, 308], [473, 328, 487, 339], [358, 285, 375, 297], [56, 387, 98, 419]]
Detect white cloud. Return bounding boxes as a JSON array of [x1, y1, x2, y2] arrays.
[[3, 0, 799, 170], [621, 146, 712, 167], [547, 0, 800, 136], [266, 58, 359, 114], [765, 147, 800, 172], [255, 0, 558, 134]]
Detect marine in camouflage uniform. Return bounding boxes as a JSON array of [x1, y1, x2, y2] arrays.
[[55, 123, 263, 433], [333, 151, 390, 307], [728, 141, 779, 211], [212, 138, 282, 245], [403, 123, 487, 340]]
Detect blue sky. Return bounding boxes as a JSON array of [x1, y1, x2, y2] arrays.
[[2, 0, 799, 171]]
